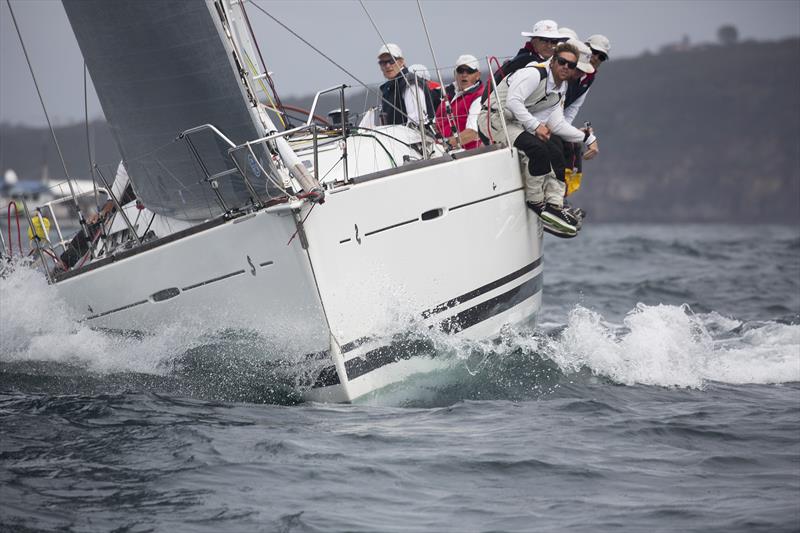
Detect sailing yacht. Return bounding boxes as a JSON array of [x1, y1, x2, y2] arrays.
[[24, 0, 543, 402]]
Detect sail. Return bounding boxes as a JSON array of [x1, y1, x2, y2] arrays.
[[62, 0, 277, 221]]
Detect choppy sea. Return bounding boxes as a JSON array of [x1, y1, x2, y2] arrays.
[[1, 224, 798, 533]]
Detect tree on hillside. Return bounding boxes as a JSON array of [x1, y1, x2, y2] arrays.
[[718, 25, 739, 46]]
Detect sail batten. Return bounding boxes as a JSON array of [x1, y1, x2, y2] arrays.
[[63, 0, 277, 221]]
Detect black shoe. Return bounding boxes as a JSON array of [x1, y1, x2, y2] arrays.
[[526, 201, 545, 214], [539, 204, 578, 235], [543, 224, 578, 238], [563, 205, 585, 230]]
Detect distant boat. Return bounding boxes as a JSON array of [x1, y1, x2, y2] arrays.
[[1, 169, 96, 202], [17, 0, 543, 403]]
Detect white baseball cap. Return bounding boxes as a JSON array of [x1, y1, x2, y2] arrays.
[[566, 38, 595, 74], [586, 34, 611, 57], [455, 54, 480, 71], [408, 64, 431, 80], [559, 27, 579, 41], [377, 43, 403, 58], [521, 19, 564, 40]]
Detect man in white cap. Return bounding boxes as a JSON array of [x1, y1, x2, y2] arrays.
[[434, 54, 484, 150], [493, 19, 567, 83], [478, 42, 599, 237], [377, 43, 433, 126], [408, 64, 443, 115], [586, 34, 611, 71]]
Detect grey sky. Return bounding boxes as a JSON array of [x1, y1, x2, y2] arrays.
[[1, 0, 798, 126]]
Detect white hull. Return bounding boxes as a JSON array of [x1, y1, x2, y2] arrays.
[[53, 147, 543, 402]]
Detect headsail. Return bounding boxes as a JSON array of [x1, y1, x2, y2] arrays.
[[62, 0, 279, 221]]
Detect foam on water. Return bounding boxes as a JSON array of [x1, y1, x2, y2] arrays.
[[1, 258, 798, 404], [546, 303, 800, 388], [1, 260, 243, 375]]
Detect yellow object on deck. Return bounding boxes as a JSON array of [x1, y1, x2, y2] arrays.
[[565, 168, 582, 197], [27, 215, 51, 241]]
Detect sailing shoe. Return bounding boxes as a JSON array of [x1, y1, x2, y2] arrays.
[[563, 205, 586, 231], [539, 203, 578, 235], [543, 224, 578, 239], [525, 201, 545, 215]]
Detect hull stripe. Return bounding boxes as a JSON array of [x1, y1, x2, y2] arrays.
[[311, 271, 542, 389], [340, 257, 542, 354]]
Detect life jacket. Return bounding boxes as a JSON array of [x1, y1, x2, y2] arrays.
[[564, 72, 595, 110], [434, 81, 484, 149], [490, 65, 560, 119], [380, 67, 436, 125], [482, 46, 547, 104]]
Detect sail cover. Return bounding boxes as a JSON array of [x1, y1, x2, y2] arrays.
[[63, 0, 272, 221]]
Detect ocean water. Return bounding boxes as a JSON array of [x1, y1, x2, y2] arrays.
[[1, 224, 798, 533]]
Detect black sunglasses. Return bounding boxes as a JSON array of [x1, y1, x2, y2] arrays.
[[554, 56, 577, 69], [538, 38, 560, 45], [591, 49, 608, 62], [377, 58, 397, 66], [456, 66, 478, 74]]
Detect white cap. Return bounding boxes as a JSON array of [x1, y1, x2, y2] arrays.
[[521, 19, 563, 40], [566, 38, 595, 74], [455, 54, 480, 71], [559, 27, 579, 41], [377, 43, 403, 58], [408, 64, 431, 80], [586, 34, 611, 57]]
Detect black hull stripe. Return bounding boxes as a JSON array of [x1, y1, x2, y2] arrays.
[[182, 269, 245, 291], [340, 257, 542, 354], [86, 300, 148, 320], [449, 187, 522, 211], [312, 271, 542, 388], [421, 257, 541, 319], [364, 218, 418, 237]]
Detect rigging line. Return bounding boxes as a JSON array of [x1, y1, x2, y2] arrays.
[[247, 0, 369, 88], [248, 0, 410, 125], [6, 0, 88, 229], [415, 0, 446, 92], [84, 62, 101, 216], [415, 0, 459, 149], [239, 0, 291, 127], [357, 0, 425, 128]]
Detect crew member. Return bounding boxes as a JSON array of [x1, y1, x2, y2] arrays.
[[377, 43, 433, 126], [492, 20, 567, 84], [435, 55, 484, 150], [478, 43, 599, 237]]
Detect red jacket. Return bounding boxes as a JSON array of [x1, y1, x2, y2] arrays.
[[434, 81, 484, 150]]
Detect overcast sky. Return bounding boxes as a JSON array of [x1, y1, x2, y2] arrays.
[[1, 0, 798, 126]]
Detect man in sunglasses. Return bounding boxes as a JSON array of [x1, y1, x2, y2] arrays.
[[479, 42, 599, 237], [586, 34, 611, 71], [564, 34, 610, 126], [434, 55, 484, 150], [491, 19, 566, 85], [377, 43, 434, 127]]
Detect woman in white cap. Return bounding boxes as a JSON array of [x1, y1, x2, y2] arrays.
[[434, 54, 484, 150], [377, 43, 434, 126]]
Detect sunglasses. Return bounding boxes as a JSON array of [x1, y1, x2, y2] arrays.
[[538, 38, 560, 45], [456, 66, 478, 74], [591, 49, 608, 62], [554, 56, 578, 69], [377, 58, 397, 66]]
